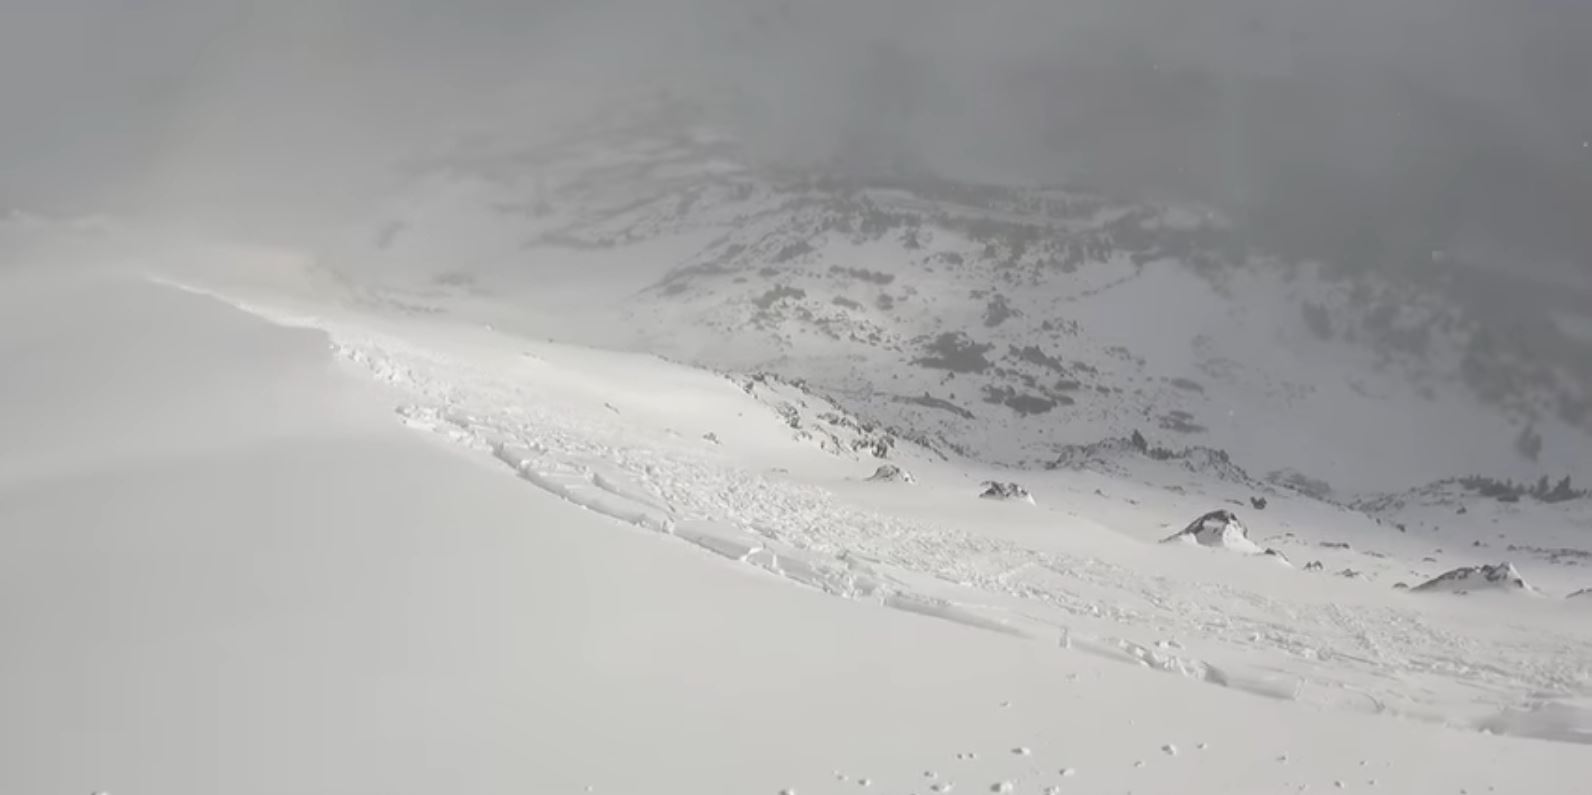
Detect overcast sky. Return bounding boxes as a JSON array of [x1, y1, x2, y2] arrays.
[[2, 0, 1589, 274]]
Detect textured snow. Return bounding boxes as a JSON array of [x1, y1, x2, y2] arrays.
[[172, 269, 1592, 736], [5, 264, 1592, 794]]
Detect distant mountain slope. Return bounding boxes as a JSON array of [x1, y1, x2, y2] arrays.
[[314, 103, 1592, 494]]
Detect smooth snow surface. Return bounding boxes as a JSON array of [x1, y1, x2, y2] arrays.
[[2, 269, 1592, 794]]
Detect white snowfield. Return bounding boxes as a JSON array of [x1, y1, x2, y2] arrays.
[[3, 267, 1591, 794]]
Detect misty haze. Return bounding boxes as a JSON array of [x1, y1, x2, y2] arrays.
[[2, 1, 1591, 793]]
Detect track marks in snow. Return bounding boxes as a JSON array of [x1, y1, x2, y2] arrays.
[[384, 390, 1034, 629], [322, 329, 1592, 744], [493, 442, 674, 532]]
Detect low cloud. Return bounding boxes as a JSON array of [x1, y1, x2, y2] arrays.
[[2, 0, 1589, 276]]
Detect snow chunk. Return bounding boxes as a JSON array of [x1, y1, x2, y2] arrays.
[[1411, 562, 1536, 595]]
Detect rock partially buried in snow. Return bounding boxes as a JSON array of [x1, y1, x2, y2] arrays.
[[1411, 562, 1536, 595], [1569, 587, 1592, 600], [979, 481, 1034, 504], [867, 464, 916, 484], [1161, 510, 1264, 556]]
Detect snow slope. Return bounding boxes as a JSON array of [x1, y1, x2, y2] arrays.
[[1, 243, 1589, 792], [141, 265, 1592, 748]]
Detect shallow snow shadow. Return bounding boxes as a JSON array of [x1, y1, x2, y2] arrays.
[[1066, 633, 1307, 703], [882, 594, 1032, 638]]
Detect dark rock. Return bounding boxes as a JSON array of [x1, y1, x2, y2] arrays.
[[867, 464, 916, 484], [1412, 562, 1533, 594], [978, 481, 1034, 503], [1161, 510, 1253, 548]]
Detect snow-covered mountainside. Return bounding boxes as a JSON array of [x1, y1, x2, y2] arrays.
[[316, 104, 1592, 496], [1352, 477, 1592, 581], [145, 271, 1592, 750], [7, 250, 1592, 793]]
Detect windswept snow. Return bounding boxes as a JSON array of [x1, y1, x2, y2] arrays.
[[154, 273, 1592, 746], [6, 268, 1592, 795]]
